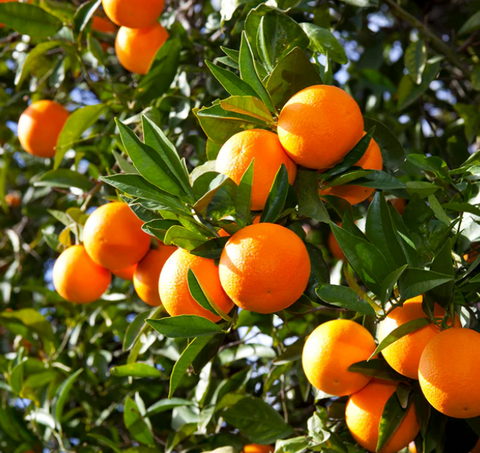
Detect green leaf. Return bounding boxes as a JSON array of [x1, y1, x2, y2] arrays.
[[366, 192, 407, 271], [404, 39, 427, 84], [364, 117, 406, 172], [459, 11, 480, 35], [405, 181, 440, 198], [239, 32, 275, 112], [73, 0, 101, 36], [406, 154, 449, 178], [300, 23, 347, 64], [110, 363, 161, 378], [169, 336, 213, 397], [123, 308, 162, 351], [147, 315, 224, 338], [0, 308, 54, 342], [454, 103, 480, 143], [275, 437, 310, 453], [245, 5, 309, 67], [397, 60, 440, 110], [116, 119, 188, 199], [220, 96, 273, 123], [427, 194, 450, 225], [55, 104, 107, 169], [112, 150, 137, 174], [16, 41, 66, 87], [331, 223, 392, 297], [135, 39, 181, 103], [330, 170, 406, 191], [377, 391, 410, 451], [0, 2, 63, 38], [163, 226, 211, 250], [146, 398, 195, 417], [266, 47, 322, 109], [206, 61, 259, 97], [443, 202, 480, 217], [348, 359, 405, 381], [142, 115, 192, 196], [235, 159, 254, 228], [370, 318, 431, 358], [260, 165, 290, 223], [316, 284, 376, 316], [294, 169, 330, 223], [89, 434, 122, 453], [338, 0, 378, 6], [124, 396, 154, 446], [191, 236, 229, 259], [101, 174, 189, 215], [380, 264, 408, 305], [305, 243, 330, 293], [35, 169, 93, 192], [53, 368, 83, 430], [187, 269, 231, 321], [223, 397, 294, 444], [398, 268, 454, 300]]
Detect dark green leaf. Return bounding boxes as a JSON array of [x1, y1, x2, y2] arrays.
[[124, 396, 154, 446], [35, 169, 93, 192], [191, 236, 229, 259], [315, 284, 376, 316], [260, 165, 290, 223], [377, 391, 410, 451], [398, 268, 454, 300], [294, 169, 330, 223], [348, 359, 405, 381], [404, 39, 427, 84], [73, 0, 101, 36], [398, 60, 440, 110], [235, 159, 254, 228], [206, 61, 259, 97], [300, 23, 347, 64], [459, 11, 480, 35], [147, 315, 224, 338], [53, 368, 83, 429], [146, 398, 195, 417]]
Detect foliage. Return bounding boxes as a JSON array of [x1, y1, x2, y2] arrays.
[[1, 0, 480, 452]]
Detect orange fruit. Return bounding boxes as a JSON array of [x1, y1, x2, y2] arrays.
[[5, 192, 21, 208], [215, 130, 297, 211], [319, 134, 383, 205], [111, 265, 136, 281], [277, 85, 364, 170], [379, 296, 460, 380], [115, 24, 169, 74], [392, 198, 407, 215], [472, 439, 480, 453], [83, 202, 151, 271], [134, 246, 176, 306], [464, 242, 480, 264], [219, 223, 310, 314], [408, 442, 417, 453], [53, 245, 111, 304], [159, 248, 234, 322], [346, 379, 420, 453], [102, 0, 165, 28], [328, 230, 344, 261], [419, 328, 480, 419], [302, 319, 376, 396], [243, 445, 274, 453], [92, 16, 116, 33], [17, 100, 69, 158]]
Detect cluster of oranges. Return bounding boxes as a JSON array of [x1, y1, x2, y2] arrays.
[[102, 0, 169, 75], [302, 297, 480, 453]]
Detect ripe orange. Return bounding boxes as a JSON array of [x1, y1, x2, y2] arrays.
[[346, 379, 420, 453], [102, 0, 165, 28], [17, 100, 69, 158], [392, 198, 407, 215], [134, 246, 176, 306], [159, 248, 234, 322], [53, 245, 111, 304], [464, 242, 480, 264], [83, 202, 151, 271], [111, 264, 136, 281], [219, 223, 310, 314], [92, 16, 116, 34], [243, 445, 274, 453], [379, 296, 460, 380], [115, 24, 169, 75], [302, 319, 376, 396], [419, 328, 480, 419], [277, 85, 364, 170], [215, 129, 297, 211], [472, 439, 480, 453], [319, 134, 383, 205]]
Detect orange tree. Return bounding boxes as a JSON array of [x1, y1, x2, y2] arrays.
[[1, 0, 480, 453]]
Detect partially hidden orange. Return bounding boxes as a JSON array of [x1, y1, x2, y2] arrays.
[[243, 445, 274, 453], [83, 202, 151, 271], [92, 16, 116, 33], [419, 328, 480, 419], [53, 245, 111, 304], [302, 319, 376, 396], [277, 85, 364, 170], [219, 223, 310, 314], [215, 129, 297, 211], [134, 245, 176, 306], [159, 248, 234, 322], [115, 24, 169, 74], [379, 296, 460, 380], [319, 134, 383, 205], [346, 379, 420, 453], [18, 100, 69, 158], [112, 264, 136, 281], [102, 0, 165, 28]]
